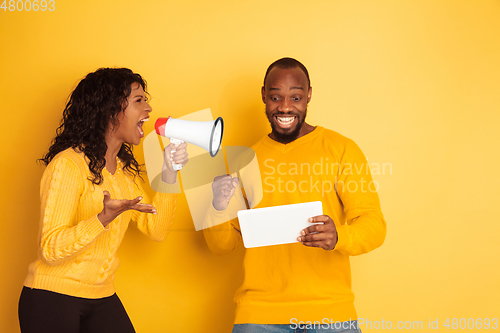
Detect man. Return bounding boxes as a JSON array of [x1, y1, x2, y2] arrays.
[[204, 58, 386, 333]]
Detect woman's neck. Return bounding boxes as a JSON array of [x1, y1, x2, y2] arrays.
[[104, 136, 123, 175]]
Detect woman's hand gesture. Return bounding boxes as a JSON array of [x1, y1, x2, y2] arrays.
[[97, 190, 156, 227]]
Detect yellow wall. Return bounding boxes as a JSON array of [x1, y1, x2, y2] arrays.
[[1, 1, 499, 332]]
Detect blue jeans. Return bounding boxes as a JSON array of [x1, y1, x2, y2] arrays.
[[232, 320, 361, 333]]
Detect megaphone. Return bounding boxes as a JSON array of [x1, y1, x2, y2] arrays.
[[155, 116, 224, 170]]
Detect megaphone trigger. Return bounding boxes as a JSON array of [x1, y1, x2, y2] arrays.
[[169, 138, 185, 171]]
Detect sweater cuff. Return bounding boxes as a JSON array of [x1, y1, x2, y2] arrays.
[[334, 225, 351, 253], [204, 204, 232, 229], [91, 215, 109, 232], [156, 180, 181, 193]]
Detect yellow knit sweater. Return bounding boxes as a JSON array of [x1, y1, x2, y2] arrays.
[[204, 126, 386, 324], [24, 148, 177, 299]]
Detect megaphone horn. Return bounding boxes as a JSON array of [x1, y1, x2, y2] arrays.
[[155, 116, 224, 170]]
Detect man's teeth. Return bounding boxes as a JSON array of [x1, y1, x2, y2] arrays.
[[276, 116, 295, 124]]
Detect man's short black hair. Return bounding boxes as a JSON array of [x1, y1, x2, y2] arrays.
[[263, 57, 311, 88]]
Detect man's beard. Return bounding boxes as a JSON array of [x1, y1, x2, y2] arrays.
[[266, 109, 307, 144]]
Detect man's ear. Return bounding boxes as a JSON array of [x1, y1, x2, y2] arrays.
[[307, 86, 312, 104], [261, 86, 266, 104]]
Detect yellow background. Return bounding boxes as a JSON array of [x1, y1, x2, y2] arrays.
[[1, 0, 499, 332]]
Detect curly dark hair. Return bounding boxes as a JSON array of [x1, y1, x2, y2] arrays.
[[40, 67, 148, 185]]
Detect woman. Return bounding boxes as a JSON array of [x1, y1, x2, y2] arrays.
[[18, 68, 188, 333]]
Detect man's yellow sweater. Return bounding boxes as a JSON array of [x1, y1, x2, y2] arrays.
[[204, 126, 386, 324], [24, 148, 177, 299]]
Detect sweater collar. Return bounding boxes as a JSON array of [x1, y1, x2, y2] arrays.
[[262, 126, 324, 152]]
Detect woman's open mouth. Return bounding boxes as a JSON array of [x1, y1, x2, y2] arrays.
[[137, 117, 149, 136]]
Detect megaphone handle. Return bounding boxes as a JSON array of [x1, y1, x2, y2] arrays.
[[170, 138, 184, 171]]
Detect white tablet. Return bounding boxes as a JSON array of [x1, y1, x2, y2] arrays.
[[237, 201, 323, 248]]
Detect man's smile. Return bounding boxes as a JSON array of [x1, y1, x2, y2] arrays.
[[275, 115, 297, 128]]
